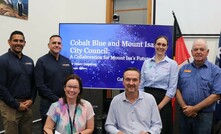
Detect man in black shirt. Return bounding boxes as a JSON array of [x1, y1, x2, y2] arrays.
[[35, 35, 73, 132], [0, 30, 36, 134]]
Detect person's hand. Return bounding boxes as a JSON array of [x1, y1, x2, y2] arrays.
[[18, 102, 29, 111], [191, 112, 198, 117], [22, 99, 33, 108], [140, 131, 150, 134], [117, 131, 124, 134], [182, 105, 197, 117], [157, 105, 163, 111]]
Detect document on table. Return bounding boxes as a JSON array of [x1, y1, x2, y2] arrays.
[[55, 130, 61, 134]]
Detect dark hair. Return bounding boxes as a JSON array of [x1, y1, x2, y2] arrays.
[[154, 35, 169, 45], [63, 74, 83, 105], [9, 30, 25, 41], [123, 67, 141, 80], [49, 35, 62, 41]]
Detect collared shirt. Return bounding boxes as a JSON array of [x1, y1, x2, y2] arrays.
[[47, 99, 95, 133], [35, 52, 73, 102], [177, 60, 221, 112], [139, 55, 178, 98], [105, 91, 162, 134], [0, 49, 35, 109]]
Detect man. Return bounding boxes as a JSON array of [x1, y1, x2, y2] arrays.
[[35, 35, 73, 132], [176, 39, 221, 134], [105, 67, 162, 134], [0, 30, 36, 134]]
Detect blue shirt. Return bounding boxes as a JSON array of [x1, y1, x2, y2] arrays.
[[177, 60, 221, 112], [105, 91, 162, 134], [35, 52, 73, 102], [0, 49, 35, 109], [139, 55, 178, 98]]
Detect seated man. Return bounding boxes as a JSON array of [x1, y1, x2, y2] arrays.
[[105, 67, 162, 134]]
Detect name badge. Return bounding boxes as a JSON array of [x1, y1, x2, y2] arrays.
[[184, 69, 191, 73]]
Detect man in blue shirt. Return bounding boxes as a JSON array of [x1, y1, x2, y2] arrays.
[[105, 67, 162, 134], [0, 30, 36, 134], [35, 35, 73, 132], [176, 39, 221, 134]]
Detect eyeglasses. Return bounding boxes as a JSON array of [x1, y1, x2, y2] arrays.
[[65, 85, 79, 89]]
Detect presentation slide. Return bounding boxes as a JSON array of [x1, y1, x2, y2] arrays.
[[59, 23, 173, 89]]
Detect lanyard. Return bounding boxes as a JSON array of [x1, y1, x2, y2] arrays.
[[67, 104, 78, 134]]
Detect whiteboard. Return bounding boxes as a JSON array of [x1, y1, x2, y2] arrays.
[[155, 0, 221, 35]]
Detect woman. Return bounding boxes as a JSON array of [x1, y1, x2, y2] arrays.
[[140, 36, 178, 134], [44, 74, 95, 134]]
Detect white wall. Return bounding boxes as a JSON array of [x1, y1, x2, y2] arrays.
[[0, 0, 220, 64], [155, 0, 221, 35], [154, 0, 221, 63], [0, 0, 106, 62]]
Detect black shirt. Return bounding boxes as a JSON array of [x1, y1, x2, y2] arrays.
[[35, 52, 73, 102], [0, 49, 35, 109]]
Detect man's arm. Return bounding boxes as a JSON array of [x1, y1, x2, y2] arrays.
[[0, 58, 20, 109], [34, 59, 59, 101], [148, 97, 162, 134], [183, 94, 220, 117], [30, 60, 37, 103], [176, 89, 187, 109], [105, 100, 122, 134], [176, 89, 197, 117]]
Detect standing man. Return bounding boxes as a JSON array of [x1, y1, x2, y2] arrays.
[[176, 39, 221, 134], [105, 67, 162, 134], [0, 30, 35, 134], [35, 35, 73, 132]]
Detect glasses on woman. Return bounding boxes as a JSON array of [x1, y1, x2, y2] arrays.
[[65, 85, 79, 90]]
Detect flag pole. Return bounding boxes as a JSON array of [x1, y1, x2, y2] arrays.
[[172, 11, 190, 64], [172, 11, 176, 60]]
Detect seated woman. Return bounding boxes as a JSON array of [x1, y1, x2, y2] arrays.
[[43, 74, 95, 134]]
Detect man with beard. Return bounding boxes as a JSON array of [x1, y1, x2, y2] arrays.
[[0, 30, 36, 134], [35, 35, 73, 133]]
